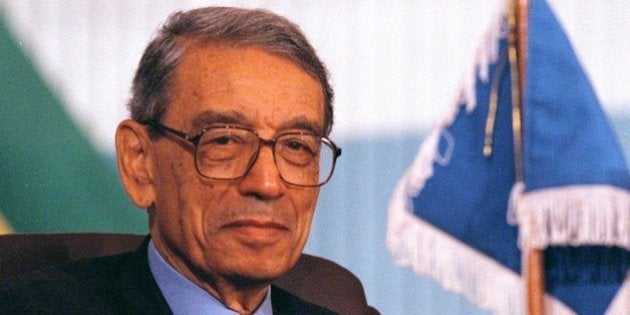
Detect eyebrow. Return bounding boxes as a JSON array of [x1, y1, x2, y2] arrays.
[[189, 109, 323, 135], [282, 117, 323, 135], [190, 110, 248, 132]]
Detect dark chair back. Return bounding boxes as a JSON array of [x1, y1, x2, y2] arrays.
[[0, 233, 376, 314]]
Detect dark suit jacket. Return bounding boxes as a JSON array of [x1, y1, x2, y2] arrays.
[[0, 238, 335, 314]]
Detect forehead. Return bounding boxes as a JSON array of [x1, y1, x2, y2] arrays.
[[165, 44, 325, 134]]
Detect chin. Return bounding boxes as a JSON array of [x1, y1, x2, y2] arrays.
[[228, 254, 298, 285], [227, 267, 287, 286]]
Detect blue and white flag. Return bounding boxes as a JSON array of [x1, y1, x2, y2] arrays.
[[387, 1, 629, 314]]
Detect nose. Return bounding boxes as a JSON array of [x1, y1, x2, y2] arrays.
[[237, 145, 285, 199]]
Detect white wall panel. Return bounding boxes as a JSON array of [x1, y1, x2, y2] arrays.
[[3, 1, 628, 152]]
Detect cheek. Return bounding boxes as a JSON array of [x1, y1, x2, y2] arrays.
[[152, 160, 238, 266], [168, 161, 200, 209], [292, 189, 319, 239], [172, 175, 232, 238], [153, 159, 220, 238]]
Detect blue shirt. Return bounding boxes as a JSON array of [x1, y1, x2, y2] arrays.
[[148, 241, 273, 315]]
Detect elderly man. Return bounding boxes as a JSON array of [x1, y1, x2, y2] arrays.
[[0, 6, 375, 314]]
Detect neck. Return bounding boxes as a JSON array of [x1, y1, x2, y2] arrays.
[[204, 279, 269, 314], [152, 236, 270, 314]]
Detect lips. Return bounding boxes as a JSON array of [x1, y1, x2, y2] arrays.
[[223, 218, 286, 228], [222, 219, 290, 246]]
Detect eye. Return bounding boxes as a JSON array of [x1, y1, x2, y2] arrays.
[[197, 128, 256, 163], [200, 128, 252, 147], [287, 140, 311, 152], [209, 135, 234, 145], [278, 135, 319, 156]]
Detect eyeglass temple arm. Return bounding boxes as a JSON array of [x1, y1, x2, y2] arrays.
[[146, 121, 195, 142]]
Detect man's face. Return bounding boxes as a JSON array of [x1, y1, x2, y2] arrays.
[[149, 45, 324, 284]]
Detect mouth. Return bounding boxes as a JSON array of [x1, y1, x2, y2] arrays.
[[222, 219, 290, 246]]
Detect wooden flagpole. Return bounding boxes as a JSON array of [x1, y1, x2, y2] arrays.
[[509, 0, 545, 314]]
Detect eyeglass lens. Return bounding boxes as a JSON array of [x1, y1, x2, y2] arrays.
[[194, 128, 336, 186]]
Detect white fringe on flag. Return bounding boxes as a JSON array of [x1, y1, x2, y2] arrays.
[[387, 177, 574, 315], [509, 183, 630, 250], [388, 185, 523, 314], [387, 4, 574, 313]]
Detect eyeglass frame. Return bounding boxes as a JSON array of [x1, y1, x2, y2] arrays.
[[145, 120, 342, 187]]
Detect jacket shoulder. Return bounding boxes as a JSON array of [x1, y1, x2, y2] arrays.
[[0, 253, 132, 313], [271, 285, 336, 315]]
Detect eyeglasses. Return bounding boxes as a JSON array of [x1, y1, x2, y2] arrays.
[[147, 121, 342, 187]]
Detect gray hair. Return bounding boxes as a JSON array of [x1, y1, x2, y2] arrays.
[[128, 6, 334, 135]]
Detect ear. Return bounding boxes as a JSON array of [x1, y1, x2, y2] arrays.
[[115, 119, 156, 209]]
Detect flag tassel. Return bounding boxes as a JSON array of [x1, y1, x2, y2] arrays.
[[388, 177, 576, 314], [512, 183, 630, 249]]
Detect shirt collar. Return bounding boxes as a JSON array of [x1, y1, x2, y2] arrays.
[[148, 240, 273, 315]]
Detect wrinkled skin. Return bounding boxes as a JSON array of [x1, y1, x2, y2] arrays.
[[116, 45, 324, 313]]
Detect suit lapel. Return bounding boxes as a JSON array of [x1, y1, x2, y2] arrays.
[[112, 236, 335, 314], [115, 236, 172, 314], [271, 285, 335, 314]]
